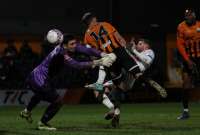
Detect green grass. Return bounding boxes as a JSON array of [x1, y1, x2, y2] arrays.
[[0, 103, 200, 135]]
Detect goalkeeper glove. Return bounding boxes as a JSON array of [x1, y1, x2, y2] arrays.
[[92, 56, 113, 67]]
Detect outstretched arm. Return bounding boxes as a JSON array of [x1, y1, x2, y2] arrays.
[[176, 26, 190, 62], [64, 54, 93, 69], [64, 53, 113, 69], [75, 44, 102, 57]]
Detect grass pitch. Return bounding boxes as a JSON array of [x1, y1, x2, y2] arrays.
[[0, 103, 200, 135]]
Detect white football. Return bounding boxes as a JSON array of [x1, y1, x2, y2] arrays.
[[46, 29, 64, 44]]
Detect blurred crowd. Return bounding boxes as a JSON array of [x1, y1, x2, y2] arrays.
[[0, 40, 39, 89]]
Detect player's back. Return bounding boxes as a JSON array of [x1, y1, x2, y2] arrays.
[[30, 45, 64, 87], [84, 22, 123, 53]]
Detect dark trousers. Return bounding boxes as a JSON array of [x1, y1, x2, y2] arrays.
[[26, 80, 63, 123]]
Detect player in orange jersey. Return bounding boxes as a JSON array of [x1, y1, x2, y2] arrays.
[[82, 12, 128, 90], [81, 12, 155, 127], [177, 8, 200, 120]]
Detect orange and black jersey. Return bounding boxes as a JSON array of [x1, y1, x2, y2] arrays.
[[84, 22, 123, 53], [177, 21, 200, 61]]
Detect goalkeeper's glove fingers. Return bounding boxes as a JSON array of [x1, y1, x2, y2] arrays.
[[107, 53, 117, 62], [92, 57, 113, 68], [101, 56, 114, 67], [100, 52, 117, 62], [100, 52, 108, 57]]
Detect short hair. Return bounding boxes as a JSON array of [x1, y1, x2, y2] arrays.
[[138, 38, 151, 48], [63, 34, 75, 44], [81, 12, 96, 26]]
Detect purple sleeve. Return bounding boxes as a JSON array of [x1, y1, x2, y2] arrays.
[[75, 44, 101, 57], [64, 53, 93, 69]]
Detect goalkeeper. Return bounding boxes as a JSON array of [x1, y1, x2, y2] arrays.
[[19, 33, 114, 131]]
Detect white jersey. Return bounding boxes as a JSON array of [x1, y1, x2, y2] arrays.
[[132, 49, 155, 72]]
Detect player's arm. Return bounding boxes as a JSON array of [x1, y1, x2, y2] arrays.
[[176, 25, 190, 62], [113, 31, 126, 46], [84, 33, 99, 49], [132, 49, 154, 66], [104, 22, 126, 46], [176, 25, 195, 68], [75, 44, 104, 58], [63, 53, 113, 69]]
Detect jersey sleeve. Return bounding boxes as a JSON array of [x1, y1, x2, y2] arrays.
[[103, 22, 116, 33], [133, 49, 154, 66], [176, 24, 190, 62], [75, 44, 101, 57], [63, 53, 93, 69]]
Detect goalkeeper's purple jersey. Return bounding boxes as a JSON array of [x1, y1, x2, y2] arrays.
[[28, 44, 101, 88]]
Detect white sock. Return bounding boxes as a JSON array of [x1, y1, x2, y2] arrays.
[[96, 66, 106, 84], [24, 108, 28, 112], [184, 109, 189, 112], [114, 108, 120, 115], [102, 94, 114, 110]]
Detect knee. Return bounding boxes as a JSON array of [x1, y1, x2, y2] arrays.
[[55, 96, 64, 106]]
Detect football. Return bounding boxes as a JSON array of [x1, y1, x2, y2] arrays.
[[46, 29, 64, 44]]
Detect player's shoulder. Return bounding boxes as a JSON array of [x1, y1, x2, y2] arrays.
[[145, 49, 154, 54], [144, 49, 154, 55], [177, 21, 188, 33], [101, 21, 113, 26], [196, 20, 200, 25], [177, 21, 186, 28], [85, 23, 102, 34]]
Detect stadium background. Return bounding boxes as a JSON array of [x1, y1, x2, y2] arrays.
[[0, 0, 199, 105]]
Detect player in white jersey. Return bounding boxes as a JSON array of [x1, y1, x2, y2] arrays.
[[130, 39, 155, 72], [86, 38, 155, 90], [86, 38, 166, 127]]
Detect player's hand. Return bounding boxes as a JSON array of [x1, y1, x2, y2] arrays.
[[100, 52, 108, 57], [100, 52, 117, 62], [92, 57, 112, 67], [107, 53, 117, 62], [93, 53, 116, 67], [101, 56, 114, 67]]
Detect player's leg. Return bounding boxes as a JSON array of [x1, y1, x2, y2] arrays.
[[85, 53, 117, 91], [94, 89, 115, 114], [38, 97, 62, 131], [103, 72, 123, 127], [20, 84, 41, 123], [177, 72, 191, 120], [85, 66, 106, 91], [38, 84, 63, 130], [100, 85, 122, 128]]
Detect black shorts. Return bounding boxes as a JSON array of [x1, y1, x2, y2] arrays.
[[113, 47, 141, 73], [183, 58, 200, 85], [26, 76, 59, 103], [106, 47, 141, 84]]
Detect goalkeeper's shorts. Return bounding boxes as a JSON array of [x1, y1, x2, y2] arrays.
[[25, 75, 59, 103]]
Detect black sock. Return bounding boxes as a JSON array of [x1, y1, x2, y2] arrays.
[[110, 87, 122, 109], [182, 89, 189, 109], [41, 99, 63, 124], [27, 94, 41, 112]]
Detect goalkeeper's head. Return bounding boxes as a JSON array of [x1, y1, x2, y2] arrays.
[[63, 34, 77, 52], [184, 8, 196, 26], [81, 12, 97, 27]]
